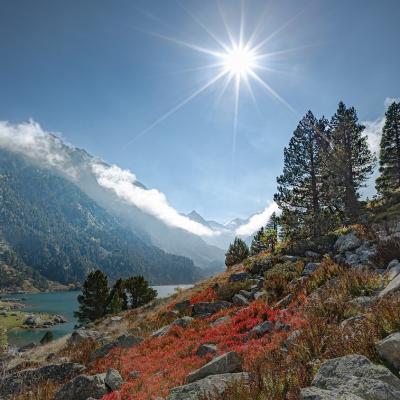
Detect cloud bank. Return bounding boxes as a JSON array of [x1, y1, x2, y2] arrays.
[[0, 120, 216, 237], [235, 202, 280, 236], [92, 163, 217, 236]]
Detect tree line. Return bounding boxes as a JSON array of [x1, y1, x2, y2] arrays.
[[75, 270, 157, 323], [225, 100, 400, 265]]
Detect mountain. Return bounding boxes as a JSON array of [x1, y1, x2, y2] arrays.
[[0, 149, 203, 289]]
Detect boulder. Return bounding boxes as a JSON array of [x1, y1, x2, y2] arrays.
[[192, 301, 232, 317], [166, 372, 249, 400], [301, 354, 400, 400], [334, 232, 362, 253], [174, 300, 192, 313], [196, 344, 217, 357], [253, 291, 265, 300], [379, 273, 400, 297], [90, 333, 143, 360], [0, 363, 85, 397], [68, 329, 101, 346], [211, 316, 230, 327], [152, 317, 194, 338], [239, 290, 253, 300], [54, 373, 108, 400], [376, 331, 400, 370], [302, 263, 319, 276], [228, 273, 250, 283], [283, 330, 302, 348], [186, 351, 242, 383], [274, 294, 292, 309], [129, 370, 141, 379], [53, 314, 68, 323], [386, 261, 400, 281], [248, 321, 273, 338], [388, 259, 400, 269], [232, 294, 250, 306], [23, 315, 41, 326], [305, 251, 321, 259], [105, 368, 123, 391]]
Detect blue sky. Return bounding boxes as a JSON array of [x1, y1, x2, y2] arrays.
[[1, 0, 399, 222]]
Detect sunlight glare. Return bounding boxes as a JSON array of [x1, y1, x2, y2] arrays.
[[222, 44, 257, 78]]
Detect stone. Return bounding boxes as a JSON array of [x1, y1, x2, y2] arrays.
[[274, 294, 292, 309], [388, 259, 400, 269], [238, 290, 253, 300], [174, 300, 192, 313], [1, 363, 85, 397], [54, 314, 68, 323], [68, 329, 101, 346], [253, 290, 265, 300], [192, 301, 232, 317], [196, 343, 217, 357], [166, 372, 249, 400], [301, 354, 400, 400], [129, 370, 141, 379], [228, 272, 250, 283], [248, 321, 273, 338], [211, 316, 230, 327], [379, 273, 400, 297], [376, 331, 400, 370], [105, 368, 123, 391], [232, 293, 250, 306], [386, 263, 400, 281], [23, 315, 41, 326], [152, 317, 194, 338], [302, 263, 320, 276], [284, 330, 302, 348], [90, 334, 143, 360], [305, 250, 321, 259], [54, 373, 107, 400], [186, 351, 243, 383], [334, 232, 362, 253]]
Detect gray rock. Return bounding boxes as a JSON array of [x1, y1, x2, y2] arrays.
[[334, 232, 362, 253], [388, 259, 400, 269], [305, 251, 321, 259], [68, 329, 101, 346], [174, 300, 192, 313], [166, 372, 249, 400], [54, 314, 68, 323], [192, 301, 232, 317], [248, 321, 273, 338], [379, 273, 400, 297], [90, 333, 143, 360], [129, 370, 141, 378], [275, 321, 291, 331], [376, 331, 400, 370], [302, 354, 400, 400], [274, 293, 292, 309], [1, 363, 85, 397], [24, 315, 41, 326], [196, 343, 217, 357], [232, 293, 250, 306], [238, 290, 253, 300], [186, 351, 243, 383], [283, 330, 302, 348], [253, 290, 265, 300], [211, 316, 230, 327], [152, 317, 194, 337], [228, 272, 250, 282], [386, 263, 400, 281], [302, 263, 320, 276], [105, 368, 123, 391], [301, 386, 364, 399], [54, 373, 107, 400]]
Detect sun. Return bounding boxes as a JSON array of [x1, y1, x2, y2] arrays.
[[221, 44, 257, 78]]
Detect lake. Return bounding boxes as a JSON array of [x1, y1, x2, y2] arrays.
[[6, 284, 192, 347]]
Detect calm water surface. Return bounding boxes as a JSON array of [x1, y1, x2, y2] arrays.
[[7, 284, 192, 347]]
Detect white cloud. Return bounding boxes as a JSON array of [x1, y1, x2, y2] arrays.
[[91, 163, 218, 237], [235, 202, 280, 236], [363, 117, 384, 156], [384, 97, 400, 108], [0, 119, 217, 237]]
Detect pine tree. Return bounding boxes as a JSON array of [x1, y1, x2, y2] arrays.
[[225, 238, 249, 267], [274, 111, 331, 240], [107, 278, 128, 314], [328, 102, 375, 222], [124, 276, 157, 309], [376, 101, 400, 198], [74, 270, 109, 323], [250, 227, 268, 255]]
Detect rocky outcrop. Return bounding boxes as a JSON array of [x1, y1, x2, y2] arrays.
[[302, 263, 319, 276], [379, 273, 400, 297], [166, 372, 249, 400], [196, 343, 217, 357], [300, 354, 400, 400], [68, 329, 101, 346], [228, 272, 251, 282], [248, 321, 273, 338], [186, 351, 242, 383], [54, 373, 108, 400], [232, 293, 250, 306], [90, 333, 143, 360], [152, 316, 194, 338], [104, 368, 123, 391], [334, 233, 362, 253], [192, 301, 232, 317], [0, 363, 84, 397], [376, 331, 400, 370]]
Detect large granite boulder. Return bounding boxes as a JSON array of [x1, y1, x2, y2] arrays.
[[54, 373, 108, 400], [376, 331, 400, 370], [248, 321, 273, 338], [104, 368, 123, 391], [152, 316, 194, 338], [300, 354, 400, 400], [196, 343, 217, 357], [379, 273, 400, 297], [68, 329, 101, 346], [0, 363, 84, 397], [232, 293, 250, 306], [334, 233, 362, 253], [192, 301, 232, 317], [90, 333, 143, 360], [186, 351, 242, 383], [166, 372, 249, 400]]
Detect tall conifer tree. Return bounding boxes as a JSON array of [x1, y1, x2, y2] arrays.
[[376, 101, 400, 198], [328, 102, 375, 222]]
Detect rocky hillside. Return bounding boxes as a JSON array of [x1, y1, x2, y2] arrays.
[[2, 219, 400, 399]]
